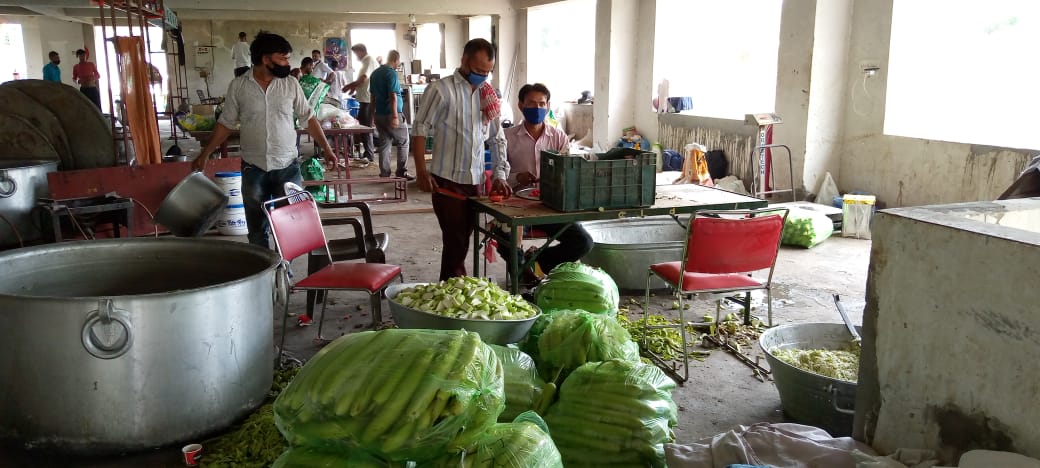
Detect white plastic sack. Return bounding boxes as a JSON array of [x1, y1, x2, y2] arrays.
[[817, 172, 840, 205]]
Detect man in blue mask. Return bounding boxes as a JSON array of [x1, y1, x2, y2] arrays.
[[412, 38, 511, 280], [501, 83, 593, 279]]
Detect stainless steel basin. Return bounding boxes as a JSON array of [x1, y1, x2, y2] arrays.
[[580, 217, 687, 291]]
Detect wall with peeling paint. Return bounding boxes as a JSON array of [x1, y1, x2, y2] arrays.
[[858, 201, 1040, 462]]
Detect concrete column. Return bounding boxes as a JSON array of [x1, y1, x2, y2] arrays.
[[592, 0, 638, 149], [769, 0, 816, 195]]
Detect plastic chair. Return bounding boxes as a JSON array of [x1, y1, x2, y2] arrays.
[[264, 190, 403, 360], [642, 208, 787, 382]]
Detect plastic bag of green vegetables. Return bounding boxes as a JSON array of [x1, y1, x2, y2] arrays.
[[545, 360, 677, 468], [534, 262, 620, 316], [781, 207, 833, 248], [433, 411, 563, 468], [527, 310, 639, 383], [488, 345, 545, 422], [272, 446, 391, 468], [273, 329, 504, 463], [395, 277, 540, 320]]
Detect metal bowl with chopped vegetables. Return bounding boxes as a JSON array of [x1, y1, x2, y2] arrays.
[[386, 278, 541, 345]]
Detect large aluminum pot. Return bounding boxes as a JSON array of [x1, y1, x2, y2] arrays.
[[155, 171, 228, 237], [0, 160, 58, 246], [581, 217, 688, 291], [0, 238, 280, 454]]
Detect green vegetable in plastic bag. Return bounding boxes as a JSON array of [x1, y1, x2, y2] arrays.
[[781, 207, 833, 248], [301, 158, 336, 202], [489, 345, 544, 422], [299, 75, 329, 118], [271, 446, 390, 468], [432, 412, 563, 468], [273, 329, 504, 463], [545, 360, 677, 468], [534, 262, 620, 316], [527, 310, 639, 383]]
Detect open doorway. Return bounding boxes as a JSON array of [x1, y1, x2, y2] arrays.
[[349, 25, 397, 72], [93, 25, 168, 115], [1, 23, 28, 83]]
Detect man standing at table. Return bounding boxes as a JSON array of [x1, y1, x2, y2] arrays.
[[342, 43, 378, 161], [43, 51, 61, 83], [501, 83, 592, 277], [231, 32, 251, 77], [412, 38, 511, 280], [193, 32, 336, 251], [72, 49, 102, 110], [370, 50, 413, 179], [309, 49, 333, 81]]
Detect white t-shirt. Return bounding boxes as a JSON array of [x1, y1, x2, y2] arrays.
[[327, 70, 348, 102], [231, 41, 251, 68], [354, 55, 379, 103], [310, 60, 332, 80]]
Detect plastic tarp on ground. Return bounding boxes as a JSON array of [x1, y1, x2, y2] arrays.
[[665, 423, 873, 468]]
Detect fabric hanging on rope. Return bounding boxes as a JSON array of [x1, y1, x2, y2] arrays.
[[115, 36, 162, 165]]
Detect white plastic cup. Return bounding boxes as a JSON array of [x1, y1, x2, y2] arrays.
[[216, 204, 249, 236]]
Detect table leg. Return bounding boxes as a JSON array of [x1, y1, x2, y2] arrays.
[[510, 225, 522, 294]]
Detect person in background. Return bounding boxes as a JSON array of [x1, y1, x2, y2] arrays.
[[324, 59, 349, 108], [342, 43, 378, 161], [501, 83, 592, 277], [193, 32, 336, 278], [370, 50, 413, 180], [376, 55, 384, 66], [43, 51, 61, 83], [309, 49, 333, 81], [72, 49, 102, 110], [231, 32, 251, 77], [411, 38, 511, 280]]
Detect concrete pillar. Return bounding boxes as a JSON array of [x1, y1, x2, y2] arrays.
[[769, 0, 816, 194], [592, 0, 638, 149]]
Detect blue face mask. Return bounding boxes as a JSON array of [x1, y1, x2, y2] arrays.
[[521, 107, 549, 124], [466, 71, 488, 87]]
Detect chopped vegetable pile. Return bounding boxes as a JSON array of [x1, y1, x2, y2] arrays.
[[772, 346, 860, 382], [395, 277, 540, 320], [202, 367, 300, 467]]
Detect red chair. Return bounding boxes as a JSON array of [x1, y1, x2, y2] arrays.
[[642, 208, 787, 382], [264, 190, 403, 359]]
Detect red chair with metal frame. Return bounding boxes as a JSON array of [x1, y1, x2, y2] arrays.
[[264, 190, 403, 359], [642, 208, 787, 383]]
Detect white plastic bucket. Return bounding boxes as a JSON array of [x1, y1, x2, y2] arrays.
[[216, 204, 249, 236], [215, 171, 243, 206]]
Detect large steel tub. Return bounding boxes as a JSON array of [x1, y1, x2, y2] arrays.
[[580, 217, 687, 290], [0, 238, 280, 454]]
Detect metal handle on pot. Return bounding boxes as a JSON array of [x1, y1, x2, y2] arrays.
[[0, 170, 15, 198], [82, 299, 134, 359], [828, 384, 856, 415]]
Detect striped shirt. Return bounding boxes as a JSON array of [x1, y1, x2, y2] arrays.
[[217, 72, 313, 171], [412, 70, 508, 185]]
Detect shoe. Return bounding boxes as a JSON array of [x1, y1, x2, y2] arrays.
[[396, 172, 416, 181], [297, 315, 313, 327]]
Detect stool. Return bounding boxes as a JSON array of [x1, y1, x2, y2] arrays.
[[38, 196, 134, 242]]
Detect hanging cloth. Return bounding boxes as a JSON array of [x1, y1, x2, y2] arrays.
[[115, 36, 162, 165]]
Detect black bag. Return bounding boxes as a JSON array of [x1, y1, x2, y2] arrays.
[[706, 149, 728, 179]]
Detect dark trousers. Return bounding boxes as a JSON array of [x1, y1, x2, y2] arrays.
[[357, 101, 376, 160], [373, 114, 409, 177], [432, 176, 479, 280], [497, 223, 595, 274], [81, 86, 102, 110], [241, 161, 302, 249], [234, 66, 250, 77]]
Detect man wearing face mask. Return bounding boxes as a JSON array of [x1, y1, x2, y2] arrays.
[[501, 83, 592, 276], [193, 31, 336, 252], [412, 38, 511, 280]]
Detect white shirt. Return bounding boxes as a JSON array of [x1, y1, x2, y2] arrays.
[[310, 60, 332, 80], [217, 73, 314, 171], [327, 70, 348, 102], [354, 55, 379, 103], [413, 70, 508, 185], [231, 41, 250, 68]]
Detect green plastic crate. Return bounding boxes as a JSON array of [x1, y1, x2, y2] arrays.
[[539, 150, 657, 211]]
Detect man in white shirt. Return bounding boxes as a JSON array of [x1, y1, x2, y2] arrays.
[[231, 32, 250, 77], [194, 32, 336, 249], [343, 43, 379, 161], [309, 49, 333, 81], [324, 58, 349, 107]]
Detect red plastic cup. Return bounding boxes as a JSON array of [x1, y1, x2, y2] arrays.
[[182, 443, 202, 466]]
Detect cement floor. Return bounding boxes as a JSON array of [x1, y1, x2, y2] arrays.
[[2, 131, 871, 466]]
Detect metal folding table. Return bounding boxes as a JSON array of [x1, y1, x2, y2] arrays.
[[471, 184, 767, 294]]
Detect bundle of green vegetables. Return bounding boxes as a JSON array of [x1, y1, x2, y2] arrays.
[[773, 346, 860, 382], [534, 262, 620, 316], [489, 345, 547, 422], [395, 277, 540, 320], [544, 360, 678, 467], [781, 207, 834, 248], [523, 310, 640, 382], [432, 412, 563, 468], [273, 329, 504, 463]]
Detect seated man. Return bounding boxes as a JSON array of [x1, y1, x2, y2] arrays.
[[500, 83, 593, 279]]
